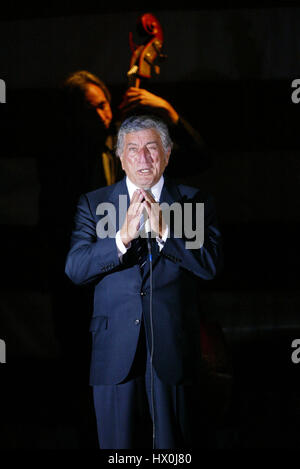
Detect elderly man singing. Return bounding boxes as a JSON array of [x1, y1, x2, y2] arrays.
[[65, 115, 222, 449]]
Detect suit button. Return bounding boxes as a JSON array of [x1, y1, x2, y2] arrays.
[[140, 291, 146, 296], [134, 319, 140, 325]]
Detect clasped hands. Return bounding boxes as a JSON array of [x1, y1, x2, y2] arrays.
[[120, 189, 167, 248]]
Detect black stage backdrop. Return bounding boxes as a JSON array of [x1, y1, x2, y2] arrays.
[[0, 3, 300, 451]]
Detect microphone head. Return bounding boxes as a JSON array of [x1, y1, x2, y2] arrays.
[[145, 217, 151, 234]]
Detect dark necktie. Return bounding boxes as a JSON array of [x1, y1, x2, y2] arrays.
[[132, 188, 154, 272], [132, 236, 148, 272]]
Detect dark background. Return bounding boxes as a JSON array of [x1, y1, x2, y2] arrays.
[[0, 2, 300, 450]]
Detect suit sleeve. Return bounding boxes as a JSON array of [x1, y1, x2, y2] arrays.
[[65, 194, 120, 285], [161, 192, 223, 280]]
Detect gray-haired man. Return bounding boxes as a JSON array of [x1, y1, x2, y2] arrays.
[[65, 115, 222, 449]]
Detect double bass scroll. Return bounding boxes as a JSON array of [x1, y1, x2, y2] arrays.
[[127, 13, 167, 89]]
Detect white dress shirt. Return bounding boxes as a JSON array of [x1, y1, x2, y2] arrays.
[[116, 176, 168, 258]]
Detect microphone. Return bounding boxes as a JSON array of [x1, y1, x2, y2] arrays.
[[145, 217, 151, 236]]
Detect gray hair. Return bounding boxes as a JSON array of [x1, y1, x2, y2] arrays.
[[115, 115, 173, 157]]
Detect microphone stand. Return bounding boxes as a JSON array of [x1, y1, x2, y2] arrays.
[[145, 217, 155, 449]]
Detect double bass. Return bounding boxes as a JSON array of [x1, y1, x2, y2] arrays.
[[127, 13, 166, 89]]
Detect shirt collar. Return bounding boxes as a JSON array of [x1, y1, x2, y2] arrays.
[[126, 176, 164, 202]]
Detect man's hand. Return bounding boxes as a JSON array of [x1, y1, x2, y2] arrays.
[[120, 189, 145, 247], [119, 87, 179, 125], [120, 189, 167, 246], [140, 189, 167, 239]]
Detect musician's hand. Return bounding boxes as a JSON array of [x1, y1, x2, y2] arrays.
[[119, 87, 179, 124], [140, 189, 167, 239], [120, 189, 144, 247]]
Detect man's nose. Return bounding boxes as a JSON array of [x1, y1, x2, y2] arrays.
[[137, 147, 151, 162], [96, 108, 112, 128], [96, 108, 106, 123]]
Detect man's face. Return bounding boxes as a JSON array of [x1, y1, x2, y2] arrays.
[[84, 83, 112, 129], [120, 128, 171, 188]]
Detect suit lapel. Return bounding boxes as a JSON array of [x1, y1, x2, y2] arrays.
[[159, 177, 182, 206], [106, 176, 130, 233]]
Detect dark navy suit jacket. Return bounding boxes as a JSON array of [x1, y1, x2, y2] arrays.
[[65, 176, 222, 386]]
